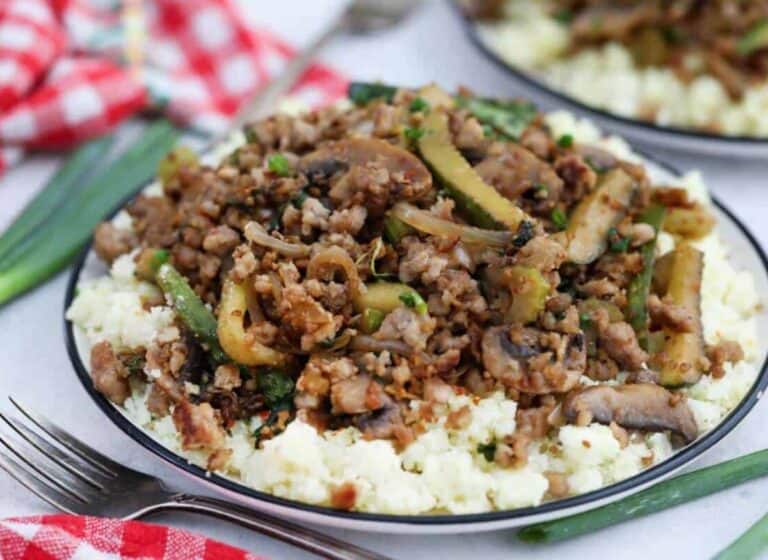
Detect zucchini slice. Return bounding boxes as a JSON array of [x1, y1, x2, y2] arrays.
[[565, 168, 637, 264], [418, 111, 529, 231], [354, 282, 414, 314], [656, 244, 705, 387], [505, 266, 550, 324]]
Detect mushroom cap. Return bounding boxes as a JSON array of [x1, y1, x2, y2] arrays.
[[562, 383, 699, 443]]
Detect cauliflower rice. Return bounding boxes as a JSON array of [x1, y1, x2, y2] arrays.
[[67, 110, 763, 516]]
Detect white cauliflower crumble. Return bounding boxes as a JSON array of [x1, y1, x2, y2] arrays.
[[66, 110, 764, 515]]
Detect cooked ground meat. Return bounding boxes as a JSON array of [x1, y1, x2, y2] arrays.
[[84, 84, 727, 466]]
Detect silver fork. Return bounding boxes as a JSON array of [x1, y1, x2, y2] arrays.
[[0, 397, 390, 560]]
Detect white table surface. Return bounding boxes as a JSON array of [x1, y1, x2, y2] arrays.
[[1, 1, 767, 558]]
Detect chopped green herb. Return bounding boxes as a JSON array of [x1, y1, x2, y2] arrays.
[[290, 190, 308, 209], [347, 82, 397, 106], [608, 227, 631, 253], [557, 134, 574, 148], [481, 123, 496, 138], [477, 442, 497, 462], [361, 308, 386, 334], [244, 127, 258, 143], [409, 97, 430, 113], [551, 208, 568, 230], [123, 354, 146, 375], [318, 337, 337, 349], [267, 154, 292, 177], [460, 97, 537, 140], [535, 183, 548, 193], [579, 313, 592, 329], [404, 127, 425, 142], [553, 9, 572, 24], [259, 369, 295, 409], [399, 290, 428, 315]]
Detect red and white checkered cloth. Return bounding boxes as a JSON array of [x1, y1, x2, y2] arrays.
[[0, 515, 266, 560], [0, 0, 348, 176]]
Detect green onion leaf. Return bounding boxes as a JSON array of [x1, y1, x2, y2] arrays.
[[399, 290, 428, 314], [0, 135, 114, 268], [409, 97, 430, 113], [0, 121, 179, 307], [557, 134, 574, 148], [551, 208, 568, 230], [404, 127, 425, 142], [361, 308, 386, 334], [268, 154, 292, 177]]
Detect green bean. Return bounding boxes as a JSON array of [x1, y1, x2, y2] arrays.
[[155, 263, 229, 365], [518, 449, 768, 543]]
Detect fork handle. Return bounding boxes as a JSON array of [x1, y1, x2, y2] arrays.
[[151, 494, 392, 560]]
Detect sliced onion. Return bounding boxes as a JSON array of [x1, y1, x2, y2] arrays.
[[349, 335, 413, 356], [391, 202, 515, 247], [244, 221, 310, 258], [307, 246, 364, 300]]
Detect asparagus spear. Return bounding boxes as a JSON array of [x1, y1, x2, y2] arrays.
[[518, 449, 768, 543]]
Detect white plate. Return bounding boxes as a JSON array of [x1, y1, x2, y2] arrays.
[[455, 8, 768, 160], [64, 159, 768, 534]]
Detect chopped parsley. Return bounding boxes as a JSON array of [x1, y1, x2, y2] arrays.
[[557, 134, 574, 148], [477, 442, 497, 462], [267, 154, 292, 177], [290, 190, 308, 209], [579, 313, 592, 329], [399, 290, 428, 315], [551, 208, 568, 230], [259, 369, 295, 409], [608, 227, 630, 253], [404, 127, 425, 142], [409, 97, 430, 113], [461, 97, 537, 140]]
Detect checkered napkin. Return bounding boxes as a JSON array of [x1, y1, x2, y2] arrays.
[[0, 515, 266, 560], [0, 0, 348, 176]]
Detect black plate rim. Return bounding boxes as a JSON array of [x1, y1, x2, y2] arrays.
[[452, 3, 768, 147], [64, 161, 768, 527]]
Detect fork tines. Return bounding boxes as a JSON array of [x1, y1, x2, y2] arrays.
[[0, 397, 120, 513]]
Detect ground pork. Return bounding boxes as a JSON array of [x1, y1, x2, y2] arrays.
[[90, 341, 130, 405], [593, 309, 648, 371], [374, 308, 436, 351]]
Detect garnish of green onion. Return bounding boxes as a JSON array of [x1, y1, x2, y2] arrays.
[[0, 135, 114, 269], [409, 97, 430, 113], [551, 208, 568, 230], [518, 449, 768, 544], [399, 290, 428, 314], [0, 120, 179, 307], [557, 134, 574, 148], [713, 511, 768, 560], [404, 127, 425, 142], [267, 154, 292, 177]]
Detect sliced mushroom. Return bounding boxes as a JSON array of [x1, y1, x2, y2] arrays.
[[562, 383, 698, 443], [481, 326, 585, 394], [298, 138, 432, 211], [351, 398, 403, 439]]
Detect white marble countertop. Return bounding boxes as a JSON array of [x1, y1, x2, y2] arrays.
[[1, 1, 767, 558]]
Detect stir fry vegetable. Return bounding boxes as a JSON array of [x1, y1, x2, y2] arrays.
[[626, 204, 666, 347], [663, 204, 716, 239], [157, 146, 199, 186], [419, 111, 529, 231], [391, 202, 515, 247], [565, 168, 637, 264], [155, 263, 229, 365], [458, 96, 537, 140], [217, 279, 286, 366], [354, 282, 422, 314], [505, 266, 550, 324], [656, 244, 706, 386]]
